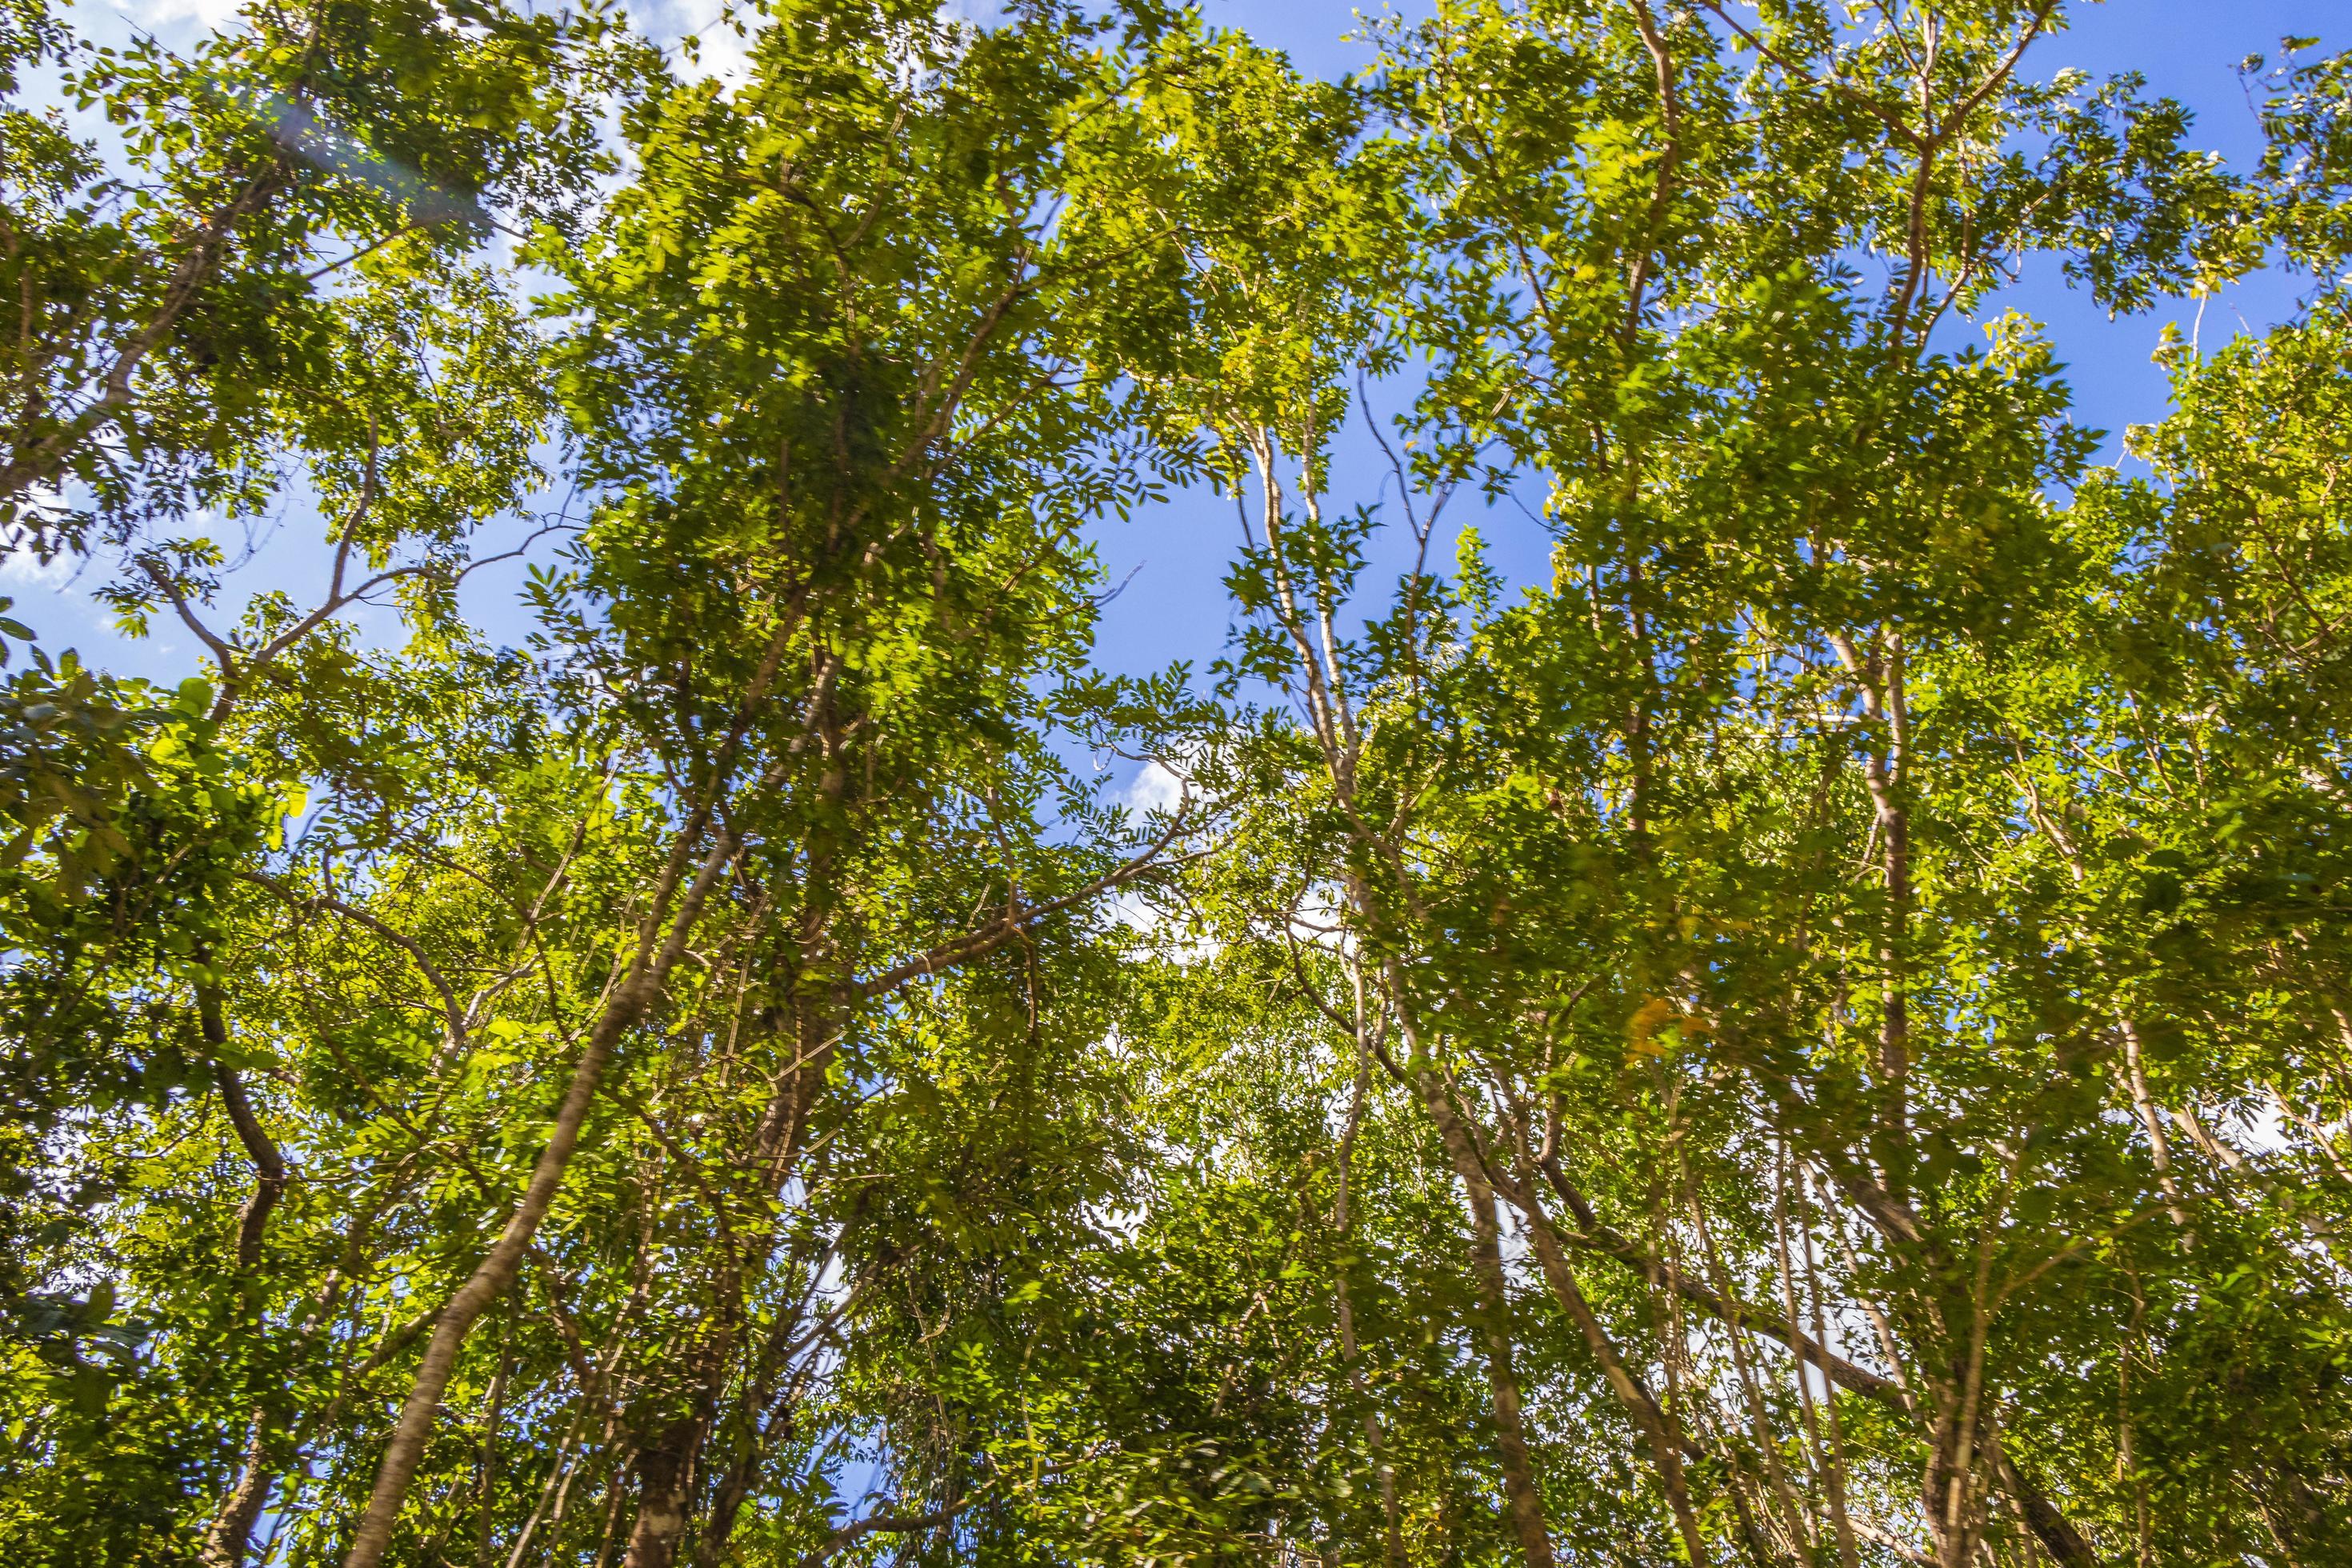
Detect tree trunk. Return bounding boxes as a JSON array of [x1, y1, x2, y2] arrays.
[[1421, 1077, 1555, 1568], [194, 972, 289, 1568], [339, 830, 738, 1568], [1994, 1445, 2100, 1568], [195, 1416, 274, 1568], [1522, 1210, 1713, 1565], [623, 1418, 702, 1568]]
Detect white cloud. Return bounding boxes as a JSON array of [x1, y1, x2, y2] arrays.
[[1113, 759, 1189, 934], [632, 0, 760, 91], [0, 548, 78, 590], [1286, 882, 1355, 957], [674, 15, 758, 90], [1124, 758, 1186, 817], [1085, 1198, 1147, 1242], [110, 0, 248, 36], [2241, 1098, 2290, 1155], [1107, 886, 1163, 936]]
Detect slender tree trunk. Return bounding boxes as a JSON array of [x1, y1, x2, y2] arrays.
[[622, 1417, 702, 1568], [1504, 1147, 1710, 1566], [2119, 1018, 2190, 1231], [476, 1343, 510, 1568], [1332, 1044, 1403, 1568], [673, 977, 845, 1565], [1829, 631, 1912, 1197], [198, 977, 286, 1270], [0, 172, 282, 510], [1418, 1078, 1555, 1568], [1525, 1210, 1712, 1564], [1331, 1262, 1403, 1568], [1993, 1445, 2099, 1568], [340, 830, 738, 1568], [1923, 1378, 1984, 1568], [194, 973, 290, 1568], [197, 1416, 275, 1568], [1784, 1158, 1861, 1568]]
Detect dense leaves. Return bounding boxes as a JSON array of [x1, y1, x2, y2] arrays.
[[4, 2, 2351, 1566]]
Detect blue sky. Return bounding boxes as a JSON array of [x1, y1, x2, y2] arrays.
[[6, 0, 2338, 704]]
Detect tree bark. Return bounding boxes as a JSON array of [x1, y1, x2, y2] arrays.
[[196, 1416, 275, 1568], [193, 971, 290, 1568], [1332, 1050, 1403, 1568], [1994, 1445, 2100, 1568], [0, 172, 282, 510], [622, 1416, 702, 1568], [2119, 1018, 2190, 1232], [1419, 1078, 1555, 1568], [197, 977, 286, 1271], [1519, 1194, 1711, 1566], [339, 829, 738, 1568], [1828, 630, 1912, 1195]]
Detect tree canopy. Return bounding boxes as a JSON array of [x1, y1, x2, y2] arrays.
[[5, 2, 2352, 1566]]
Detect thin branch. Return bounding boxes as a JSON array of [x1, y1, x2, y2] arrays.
[[238, 870, 469, 1060], [853, 803, 1198, 998], [797, 1497, 978, 1568]]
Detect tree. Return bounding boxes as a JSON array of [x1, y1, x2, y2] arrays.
[[4, 2, 2350, 1566], [1111, 3, 2347, 1565]]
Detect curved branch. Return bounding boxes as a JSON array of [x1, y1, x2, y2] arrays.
[[0, 172, 284, 510], [854, 805, 1198, 998], [195, 972, 286, 1272], [798, 1496, 977, 1568], [239, 870, 469, 1060]]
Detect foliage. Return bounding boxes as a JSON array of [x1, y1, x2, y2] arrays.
[[2, 3, 2350, 1567]]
